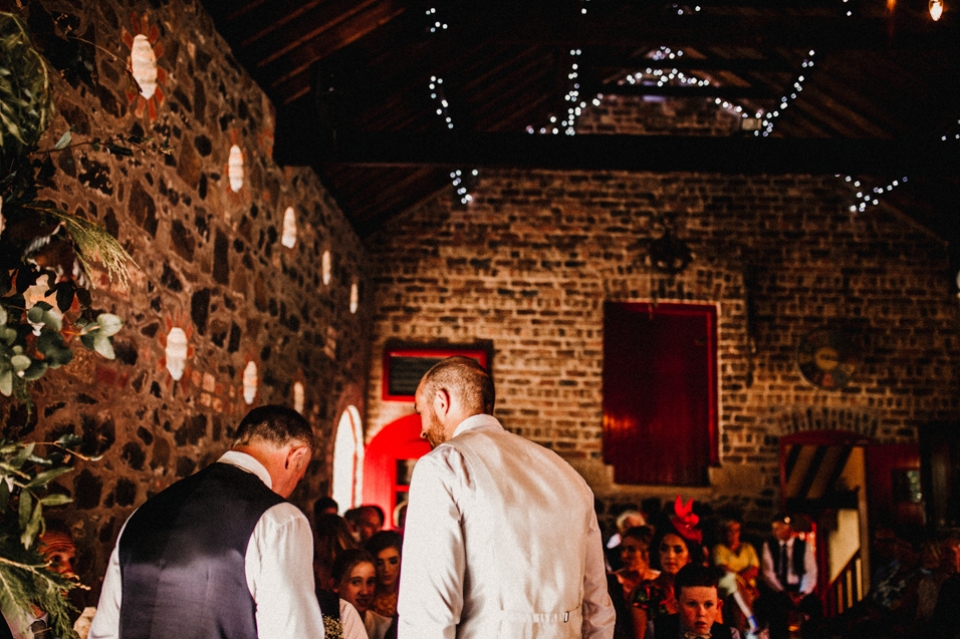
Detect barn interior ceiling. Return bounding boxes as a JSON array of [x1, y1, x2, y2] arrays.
[[199, 0, 960, 270]]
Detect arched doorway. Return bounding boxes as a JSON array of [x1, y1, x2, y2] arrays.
[[332, 405, 364, 513], [362, 414, 431, 529]]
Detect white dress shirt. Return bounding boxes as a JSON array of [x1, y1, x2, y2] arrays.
[[760, 536, 818, 595], [88, 451, 325, 639], [339, 599, 368, 639], [397, 414, 615, 639]]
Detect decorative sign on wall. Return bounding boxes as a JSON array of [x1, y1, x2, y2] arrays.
[[797, 328, 861, 389], [382, 346, 490, 401]]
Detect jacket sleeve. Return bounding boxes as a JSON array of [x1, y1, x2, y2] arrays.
[[581, 507, 616, 638], [397, 450, 466, 639]]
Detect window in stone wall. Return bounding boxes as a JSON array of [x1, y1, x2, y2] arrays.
[[349, 281, 359, 314], [332, 405, 364, 512], [293, 381, 305, 414], [281, 206, 297, 248], [242, 360, 258, 405], [322, 250, 332, 285], [228, 144, 244, 193], [602, 302, 718, 486]]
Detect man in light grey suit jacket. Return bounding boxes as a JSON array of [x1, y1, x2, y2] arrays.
[[397, 356, 615, 639]]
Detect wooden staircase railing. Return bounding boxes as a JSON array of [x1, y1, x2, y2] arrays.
[[823, 552, 864, 618]]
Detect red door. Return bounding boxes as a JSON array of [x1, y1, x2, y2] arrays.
[[362, 414, 431, 529], [865, 443, 924, 527]]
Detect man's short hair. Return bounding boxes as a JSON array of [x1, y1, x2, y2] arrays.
[[421, 356, 495, 414], [675, 563, 722, 593], [359, 504, 385, 526], [234, 405, 314, 449]]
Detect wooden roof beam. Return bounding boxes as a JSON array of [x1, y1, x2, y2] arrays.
[[273, 127, 959, 177]]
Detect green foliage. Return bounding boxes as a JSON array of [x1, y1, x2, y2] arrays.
[[0, 11, 135, 405], [0, 12, 53, 162], [0, 435, 90, 639]]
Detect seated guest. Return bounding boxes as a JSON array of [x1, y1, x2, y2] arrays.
[[607, 509, 648, 571], [632, 496, 703, 639], [315, 496, 340, 518], [928, 533, 960, 639], [314, 586, 368, 639], [331, 549, 393, 639], [648, 564, 740, 639], [757, 512, 820, 639], [314, 513, 359, 589], [346, 505, 385, 544], [713, 516, 760, 634], [608, 526, 658, 639], [364, 531, 403, 618]]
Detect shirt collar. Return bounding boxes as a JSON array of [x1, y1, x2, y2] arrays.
[[218, 450, 272, 489], [452, 413, 503, 438]]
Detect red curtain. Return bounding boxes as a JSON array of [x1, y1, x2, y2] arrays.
[[602, 302, 718, 486]]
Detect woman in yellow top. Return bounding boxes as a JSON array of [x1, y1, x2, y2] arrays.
[[712, 517, 760, 634]]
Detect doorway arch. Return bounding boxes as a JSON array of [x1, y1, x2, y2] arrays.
[[332, 405, 364, 513], [362, 414, 431, 528]]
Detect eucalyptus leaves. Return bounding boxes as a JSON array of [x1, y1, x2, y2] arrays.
[[0, 303, 123, 397]]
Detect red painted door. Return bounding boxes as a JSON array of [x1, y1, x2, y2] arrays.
[[865, 443, 924, 527], [362, 414, 431, 528]]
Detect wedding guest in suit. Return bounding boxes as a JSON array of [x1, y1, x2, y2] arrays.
[[89, 405, 325, 639], [397, 356, 614, 639], [757, 513, 820, 639]]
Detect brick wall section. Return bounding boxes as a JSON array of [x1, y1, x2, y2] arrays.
[[577, 94, 743, 136], [0, 0, 370, 600], [367, 96, 960, 528]]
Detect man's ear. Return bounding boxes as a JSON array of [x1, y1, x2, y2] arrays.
[[285, 443, 310, 470], [715, 595, 723, 612], [433, 388, 451, 417]]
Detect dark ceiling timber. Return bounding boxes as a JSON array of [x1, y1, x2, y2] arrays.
[[201, 0, 960, 252], [274, 128, 959, 176], [494, 14, 959, 50]]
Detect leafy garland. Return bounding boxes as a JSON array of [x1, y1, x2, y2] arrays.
[[0, 435, 93, 639], [0, 11, 133, 406]]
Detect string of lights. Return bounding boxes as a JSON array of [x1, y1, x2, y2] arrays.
[[423, 5, 474, 205], [842, 118, 958, 213], [753, 51, 816, 137]]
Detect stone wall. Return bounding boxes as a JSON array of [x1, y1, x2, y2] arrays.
[[366, 96, 960, 530], [0, 0, 370, 602]]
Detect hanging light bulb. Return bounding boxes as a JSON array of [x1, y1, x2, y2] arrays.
[[930, 0, 944, 20]]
